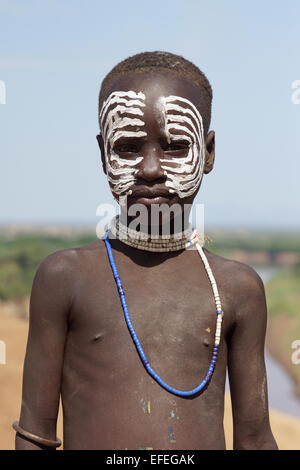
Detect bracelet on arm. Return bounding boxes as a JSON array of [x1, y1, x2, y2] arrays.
[[12, 421, 62, 449]]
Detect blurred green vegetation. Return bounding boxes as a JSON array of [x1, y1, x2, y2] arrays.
[[207, 230, 300, 255], [0, 229, 299, 301], [0, 232, 96, 300], [266, 264, 300, 318], [265, 264, 300, 393]]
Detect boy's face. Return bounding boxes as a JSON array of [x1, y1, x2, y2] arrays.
[[97, 72, 214, 211]]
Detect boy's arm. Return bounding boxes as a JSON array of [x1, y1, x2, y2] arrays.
[[15, 252, 74, 450], [227, 265, 278, 450]]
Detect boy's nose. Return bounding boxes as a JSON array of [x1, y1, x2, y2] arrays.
[[136, 145, 166, 183]]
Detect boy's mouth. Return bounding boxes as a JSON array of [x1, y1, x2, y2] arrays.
[[128, 187, 173, 206]]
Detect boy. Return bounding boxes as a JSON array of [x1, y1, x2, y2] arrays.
[[14, 51, 278, 450]]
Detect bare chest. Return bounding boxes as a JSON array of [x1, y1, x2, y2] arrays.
[[62, 245, 232, 449], [68, 248, 232, 370]]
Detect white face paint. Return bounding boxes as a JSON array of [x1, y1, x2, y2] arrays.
[[99, 90, 146, 197], [100, 91, 205, 200], [156, 95, 205, 198]]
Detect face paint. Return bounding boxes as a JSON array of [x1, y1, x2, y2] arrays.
[[156, 95, 205, 199], [100, 90, 147, 197], [100, 91, 205, 201]]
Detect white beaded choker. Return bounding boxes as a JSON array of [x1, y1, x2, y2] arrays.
[[109, 216, 201, 252]]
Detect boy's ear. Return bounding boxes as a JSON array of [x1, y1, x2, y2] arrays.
[[96, 134, 107, 174], [203, 130, 215, 174]]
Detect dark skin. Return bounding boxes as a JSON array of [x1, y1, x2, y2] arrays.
[[16, 71, 278, 450]]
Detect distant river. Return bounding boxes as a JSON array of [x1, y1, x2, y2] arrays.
[[226, 266, 300, 418]]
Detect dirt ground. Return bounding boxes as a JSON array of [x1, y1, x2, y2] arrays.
[[1, 312, 300, 450]]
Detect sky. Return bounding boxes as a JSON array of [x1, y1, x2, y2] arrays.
[[0, 0, 299, 230]]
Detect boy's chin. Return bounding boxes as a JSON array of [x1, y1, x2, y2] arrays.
[[112, 190, 198, 210]]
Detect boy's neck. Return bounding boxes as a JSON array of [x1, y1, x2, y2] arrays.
[[118, 208, 192, 237], [108, 209, 196, 253]]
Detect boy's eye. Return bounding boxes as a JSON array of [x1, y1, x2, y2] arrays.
[[114, 144, 139, 154], [164, 141, 190, 152]]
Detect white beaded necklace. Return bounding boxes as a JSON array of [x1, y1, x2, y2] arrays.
[[104, 220, 223, 396], [109, 216, 196, 252], [108, 215, 223, 349]]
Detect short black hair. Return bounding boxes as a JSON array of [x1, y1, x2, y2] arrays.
[[99, 51, 213, 134]]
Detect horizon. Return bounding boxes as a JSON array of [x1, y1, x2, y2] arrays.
[[0, 220, 300, 233]]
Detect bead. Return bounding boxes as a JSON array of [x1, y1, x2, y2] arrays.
[[104, 226, 223, 397]]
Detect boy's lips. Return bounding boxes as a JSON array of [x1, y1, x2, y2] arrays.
[[128, 187, 173, 205]]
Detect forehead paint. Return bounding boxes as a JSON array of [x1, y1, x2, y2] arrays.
[[156, 95, 205, 198], [100, 91, 147, 196]]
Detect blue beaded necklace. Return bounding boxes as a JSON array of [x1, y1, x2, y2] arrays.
[[104, 228, 223, 397]]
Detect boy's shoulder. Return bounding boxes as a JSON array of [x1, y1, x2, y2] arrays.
[[35, 239, 107, 284], [204, 248, 264, 287], [203, 248, 266, 315]]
